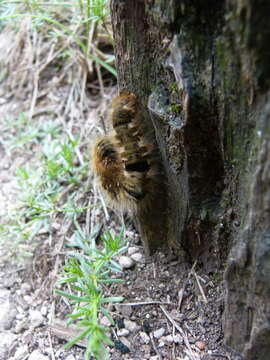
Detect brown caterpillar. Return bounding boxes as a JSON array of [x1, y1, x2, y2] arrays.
[[91, 92, 159, 214]]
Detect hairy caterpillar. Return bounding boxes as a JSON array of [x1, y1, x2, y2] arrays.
[[91, 92, 159, 214]]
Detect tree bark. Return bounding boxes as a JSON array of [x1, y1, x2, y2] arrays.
[[111, 0, 270, 358]]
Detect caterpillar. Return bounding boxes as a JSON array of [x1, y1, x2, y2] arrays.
[[91, 92, 159, 214]]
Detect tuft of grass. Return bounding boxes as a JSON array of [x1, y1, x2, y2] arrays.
[[0, 0, 115, 75], [0, 0, 116, 103], [0, 114, 89, 256], [1, 113, 61, 151], [57, 225, 127, 360]]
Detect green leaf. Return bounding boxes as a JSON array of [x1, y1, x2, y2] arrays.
[[55, 289, 89, 302], [101, 296, 124, 303], [100, 307, 114, 325], [64, 326, 92, 348]]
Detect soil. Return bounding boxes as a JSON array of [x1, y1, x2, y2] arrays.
[[0, 97, 241, 360], [0, 35, 240, 360]]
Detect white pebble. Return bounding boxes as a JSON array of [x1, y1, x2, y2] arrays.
[[163, 334, 182, 344], [124, 319, 137, 332], [117, 328, 129, 337], [28, 350, 49, 360], [139, 331, 150, 344], [21, 283, 31, 294], [163, 335, 174, 343], [64, 355, 76, 360], [128, 247, 140, 255], [100, 316, 111, 327], [130, 253, 144, 262], [29, 310, 44, 328], [40, 306, 48, 316], [13, 345, 28, 360], [153, 328, 165, 339], [23, 295, 31, 303], [119, 256, 134, 269]]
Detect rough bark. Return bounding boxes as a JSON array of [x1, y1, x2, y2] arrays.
[[111, 0, 270, 358]]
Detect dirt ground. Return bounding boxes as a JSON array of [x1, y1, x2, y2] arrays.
[[0, 28, 241, 360], [0, 93, 243, 360]]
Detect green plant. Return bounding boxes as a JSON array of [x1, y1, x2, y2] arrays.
[[0, 114, 89, 255], [57, 225, 127, 360], [0, 111, 129, 358]]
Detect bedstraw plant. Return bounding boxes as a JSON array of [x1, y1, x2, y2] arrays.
[[57, 225, 127, 359]]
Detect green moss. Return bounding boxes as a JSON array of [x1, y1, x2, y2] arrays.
[[169, 82, 178, 92], [169, 103, 181, 114], [212, 272, 223, 282]]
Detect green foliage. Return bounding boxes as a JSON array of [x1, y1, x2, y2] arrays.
[[0, 114, 89, 256], [169, 103, 182, 114], [169, 82, 178, 92], [2, 114, 61, 151], [0, 3, 123, 358], [0, 112, 128, 358], [57, 225, 127, 360]]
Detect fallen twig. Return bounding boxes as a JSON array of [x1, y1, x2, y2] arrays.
[[47, 330, 56, 360], [150, 333, 162, 360], [192, 271, 208, 304], [160, 305, 197, 359], [119, 301, 176, 307]]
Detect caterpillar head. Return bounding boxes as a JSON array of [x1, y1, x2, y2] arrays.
[[91, 137, 120, 176]]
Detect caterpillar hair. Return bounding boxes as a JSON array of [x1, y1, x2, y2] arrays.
[[91, 92, 160, 214]]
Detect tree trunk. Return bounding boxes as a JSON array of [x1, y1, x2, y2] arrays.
[[111, 0, 270, 358]]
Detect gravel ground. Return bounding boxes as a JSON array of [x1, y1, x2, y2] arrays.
[[0, 60, 239, 360]]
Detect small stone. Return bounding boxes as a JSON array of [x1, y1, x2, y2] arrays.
[[52, 222, 61, 231], [162, 334, 182, 344], [100, 316, 111, 327], [158, 340, 165, 347], [14, 321, 29, 334], [3, 275, 17, 288], [117, 328, 130, 337], [15, 297, 29, 311], [153, 328, 165, 339], [64, 355, 76, 360], [21, 283, 31, 295], [119, 305, 132, 317], [0, 332, 17, 359], [195, 340, 206, 351], [173, 334, 183, 344], [140, 344, 151, 354], [118, 337, 131, 351], [0, 289, 17, 330], [24, 295, 31, 303], [13, 345, 28, 360], [128, 247, 140, 255], [163, 334, 174, 343], [130, 252, 144, 263], [139, 331, 150, 344], [119, 256, 134, 269], [124, 319, 138, 332], [40, 306, 48, 316], [16, 313, 24, 320], [29, 310, 44, 328], [28, 350, 49, 360]]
